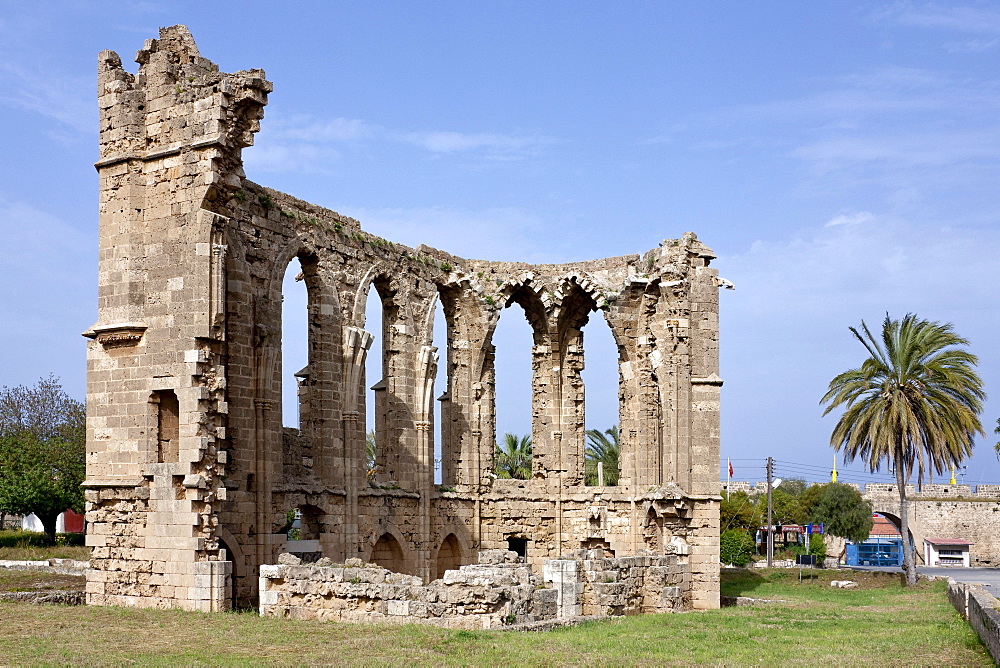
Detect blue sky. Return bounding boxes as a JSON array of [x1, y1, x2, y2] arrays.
[[1, 1, 998, 487]]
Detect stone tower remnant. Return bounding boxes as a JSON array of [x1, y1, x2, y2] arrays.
[[84, 26, 723, 613]]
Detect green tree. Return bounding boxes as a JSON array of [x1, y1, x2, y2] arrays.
[[495, 433, 532, 480], [770, 487, 806, 526], [821, 314, 984, 585], [779, 478, 808, 498], [584, 427, 619, 486], [798, 483, 825, 519], [720, 529, 755, 567], [808, 483, 873, 543], [0, 376, 86, 545], [721, 491, 763, 534]]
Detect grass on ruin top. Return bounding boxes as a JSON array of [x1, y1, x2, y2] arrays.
[[0, 567, 988, 666]]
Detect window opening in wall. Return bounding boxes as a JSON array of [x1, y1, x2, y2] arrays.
[[506, 536, 528, 559], [154, 389, 179, 463], [365, 285, 384, 481], [282, 505, 323, 562], [432, 299, 448, 485], [281, 258, 308, 429], [492, 305, 534, 479], [582, 315, 620, 486]]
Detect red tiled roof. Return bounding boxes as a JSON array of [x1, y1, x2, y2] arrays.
[[870, 515, 900, 536]]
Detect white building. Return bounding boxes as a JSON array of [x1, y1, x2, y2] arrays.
[[923, 537, 973, 567]]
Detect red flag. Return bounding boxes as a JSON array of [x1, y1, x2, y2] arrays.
[[728, 458, 734, 479]]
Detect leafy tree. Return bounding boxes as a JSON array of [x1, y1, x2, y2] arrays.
[[0, 377, 86, 545], [808, 483, 873, 543], [721, 490, 763, 533], [797, 482, 825, 519], [770, 487, 806, 526], [584, 427, 619, 486], [778, 478, 808, 498], [821, 314, 984, 585], [495, 433, 532, 480], [720, 529, 755, 567]]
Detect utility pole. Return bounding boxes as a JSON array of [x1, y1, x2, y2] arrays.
[[766, 456, 774, 568]]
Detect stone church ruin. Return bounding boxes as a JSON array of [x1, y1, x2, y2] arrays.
[[83, 26, 723, 617]]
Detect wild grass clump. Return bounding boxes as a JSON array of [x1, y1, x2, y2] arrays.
[[0, 530, 88, 560]]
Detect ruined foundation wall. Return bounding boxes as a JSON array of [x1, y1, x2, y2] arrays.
[[87, 26, 723, 613], [258, 549, 688, 627]]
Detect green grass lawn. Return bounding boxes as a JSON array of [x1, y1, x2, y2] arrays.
[[0, 568, 988, 666]]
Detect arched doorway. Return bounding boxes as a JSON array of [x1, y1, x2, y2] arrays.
[[370, 532, 408, 573], [436, 533, 463, 579]]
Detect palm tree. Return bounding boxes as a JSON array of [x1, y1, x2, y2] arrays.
[[365, 431, 378, 482], [585, 427, 620, 486], [495, 433, 532, 480], [821, 314, 984, 585]]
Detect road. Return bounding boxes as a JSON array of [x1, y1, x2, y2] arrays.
[[848, 565, 1000, 597]]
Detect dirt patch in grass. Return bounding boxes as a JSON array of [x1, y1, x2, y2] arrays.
[[0, 569, 85, 594], [722, 567, 907, 597]]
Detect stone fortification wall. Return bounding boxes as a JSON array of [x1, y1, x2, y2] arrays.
[[259, 549, 688, 628], [948, 580, 1000, 662], [86, 25, 723, 613]]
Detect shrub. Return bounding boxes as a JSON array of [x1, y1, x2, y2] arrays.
[[791, 534, 827, 562], [720, 529, 755, 567]]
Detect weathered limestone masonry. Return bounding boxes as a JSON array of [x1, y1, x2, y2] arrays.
[[84, 26, 723, 613], [258, 549, 687, 628]]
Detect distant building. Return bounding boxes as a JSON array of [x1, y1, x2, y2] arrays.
[[845, 514, 903, 567], [923, 538, 972, 567], [21, 509, 85, 534]]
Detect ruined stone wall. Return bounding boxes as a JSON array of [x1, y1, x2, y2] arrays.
[[86, 26, 723, 613], [259, 549, 687, 627]]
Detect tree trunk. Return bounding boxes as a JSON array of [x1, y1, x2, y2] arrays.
[[896, 461, 918, 586], [36, 510, 59, 547]]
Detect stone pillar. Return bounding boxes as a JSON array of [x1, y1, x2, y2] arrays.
[[543, 558, 582, 618]]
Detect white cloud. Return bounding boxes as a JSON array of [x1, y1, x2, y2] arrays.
[[0, 62, 92, 134], [791, 128, 1000, 170], [346, 205, 558, 263], [825, 211, 875, 227], [267, 114, 375, 142], [246, 109, 556, 173], [242, 141, 336, 174], [401, 130, 553, 157], [945, 37, 1000, 53], [882, 3, 1000, 36]]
